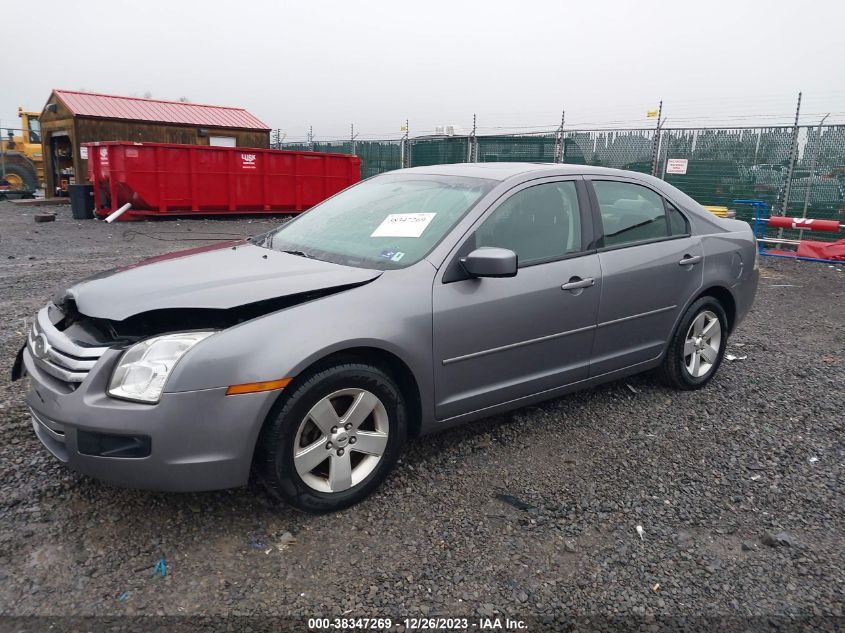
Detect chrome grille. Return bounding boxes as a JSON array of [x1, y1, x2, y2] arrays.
[[27, 306, 109, 384]]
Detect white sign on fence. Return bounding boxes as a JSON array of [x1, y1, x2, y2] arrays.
[[666, 158, 688, 175]]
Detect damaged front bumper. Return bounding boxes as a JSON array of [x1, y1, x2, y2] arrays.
[[19, 337, 280, 493]]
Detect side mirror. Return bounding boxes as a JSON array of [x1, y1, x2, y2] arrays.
[[460, 247, 518, 278]]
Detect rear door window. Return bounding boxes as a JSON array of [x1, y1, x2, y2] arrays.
[[592, 181, 670, 247]]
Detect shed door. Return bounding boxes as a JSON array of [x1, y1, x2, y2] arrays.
[[209, 136, 236, 147]]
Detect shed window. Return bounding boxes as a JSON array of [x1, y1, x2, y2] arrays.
[[209, 136, 236, 147]]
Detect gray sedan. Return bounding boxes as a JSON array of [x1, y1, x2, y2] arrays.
[[14, 163, 758, 512]]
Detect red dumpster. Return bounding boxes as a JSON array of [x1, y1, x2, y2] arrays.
[[84, 141, 361, 220]]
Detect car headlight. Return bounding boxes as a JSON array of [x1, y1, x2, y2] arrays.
[[108, 331, 215, 403]]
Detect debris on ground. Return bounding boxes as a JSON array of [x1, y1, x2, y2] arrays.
[[34, 213, 56, 223], [625, 383, 639, 394], [248, 531, 267, 550], [152, 558, 167, 577], [265, 532, 296, 554], [495, 494, 536, 512], [761, 532, 796, 548], [636, 525, 644, 540], [726, 354, 748, 361]]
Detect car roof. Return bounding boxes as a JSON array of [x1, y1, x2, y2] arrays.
[[398, 162, 648, 182], [400, 161, 726, 230]]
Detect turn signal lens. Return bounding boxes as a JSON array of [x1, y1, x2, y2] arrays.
[[226, 377, 292, 395]]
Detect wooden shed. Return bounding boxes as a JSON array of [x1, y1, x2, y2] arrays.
[[39, 89, 271, 197]]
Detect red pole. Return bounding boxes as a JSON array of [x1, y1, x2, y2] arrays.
[[766, 216, 843, 233]]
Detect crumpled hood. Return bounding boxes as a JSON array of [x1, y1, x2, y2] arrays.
[[61, 240, 382, 321]]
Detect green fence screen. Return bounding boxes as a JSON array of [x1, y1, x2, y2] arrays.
[[279, 124, 845, 245]]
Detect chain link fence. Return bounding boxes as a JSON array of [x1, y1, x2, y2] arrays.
[[477, 134, 557, 163], [276, 124, 845, 246]]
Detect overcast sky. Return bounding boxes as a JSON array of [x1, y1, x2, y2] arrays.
[[6, 0, 845, 140]]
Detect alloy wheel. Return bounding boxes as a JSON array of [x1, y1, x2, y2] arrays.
[[683, 310, 722, 378], [293, 388, 389, 493]]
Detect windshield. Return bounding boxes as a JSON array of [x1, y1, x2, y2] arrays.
[[28, 118, 41, 144], [255, 174, 495, 269]]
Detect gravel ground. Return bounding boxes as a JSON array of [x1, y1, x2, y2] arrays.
[[0, 200, 843, 630]]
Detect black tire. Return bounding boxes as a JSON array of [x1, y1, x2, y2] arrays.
[[658, 296, 728, 390], [254, 362, 407, 513], [2, 161, 38, 190]]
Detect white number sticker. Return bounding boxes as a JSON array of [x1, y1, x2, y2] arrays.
[[371, 213, 436, 238]]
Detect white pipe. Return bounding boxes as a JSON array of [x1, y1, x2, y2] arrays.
[[757, 237, 801, 245], [104, 203, 132, 223]]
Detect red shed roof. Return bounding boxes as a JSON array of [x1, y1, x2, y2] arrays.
[[51, 89, 270, 130]]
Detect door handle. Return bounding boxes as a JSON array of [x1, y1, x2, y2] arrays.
[[678, 255, 702, 266], [561, 277, 595, 291]]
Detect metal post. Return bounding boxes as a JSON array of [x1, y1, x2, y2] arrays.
[[753, 128, 762, 165], [660, 130, 672, 179], [350, 123, 357, 156], [650, 100, 663, 176], [801, 113, 829, 218], [402, 119, 410, 168], [400, 124, 405, 168], [555, 110, 566, 163], [1, 119, 5, 179], [780, 91, 802, 217], [468, 113, 477, 163]]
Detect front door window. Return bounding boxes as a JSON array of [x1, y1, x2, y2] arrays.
[[475, 181, 582, 265]]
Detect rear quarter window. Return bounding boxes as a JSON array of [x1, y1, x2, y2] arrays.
[[667, 202, 689, 235]]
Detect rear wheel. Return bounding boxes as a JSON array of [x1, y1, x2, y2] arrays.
[[255, 362, 407, 513], [658, 296, 728, 390]]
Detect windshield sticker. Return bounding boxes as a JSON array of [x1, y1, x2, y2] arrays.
[[371, 213, 436, 238], [379, 248, 407, 262]]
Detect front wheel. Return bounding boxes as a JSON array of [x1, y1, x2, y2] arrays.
[[255, 362, 407, 513], [658, 297, 728, 390]]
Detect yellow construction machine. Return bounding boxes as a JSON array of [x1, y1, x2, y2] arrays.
[[0, 108, 43, 190]]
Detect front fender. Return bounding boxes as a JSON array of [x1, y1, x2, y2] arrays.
[[164, 264, 435, 419]]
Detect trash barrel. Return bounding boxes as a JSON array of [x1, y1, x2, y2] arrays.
[[69, 184, 95, 219]]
